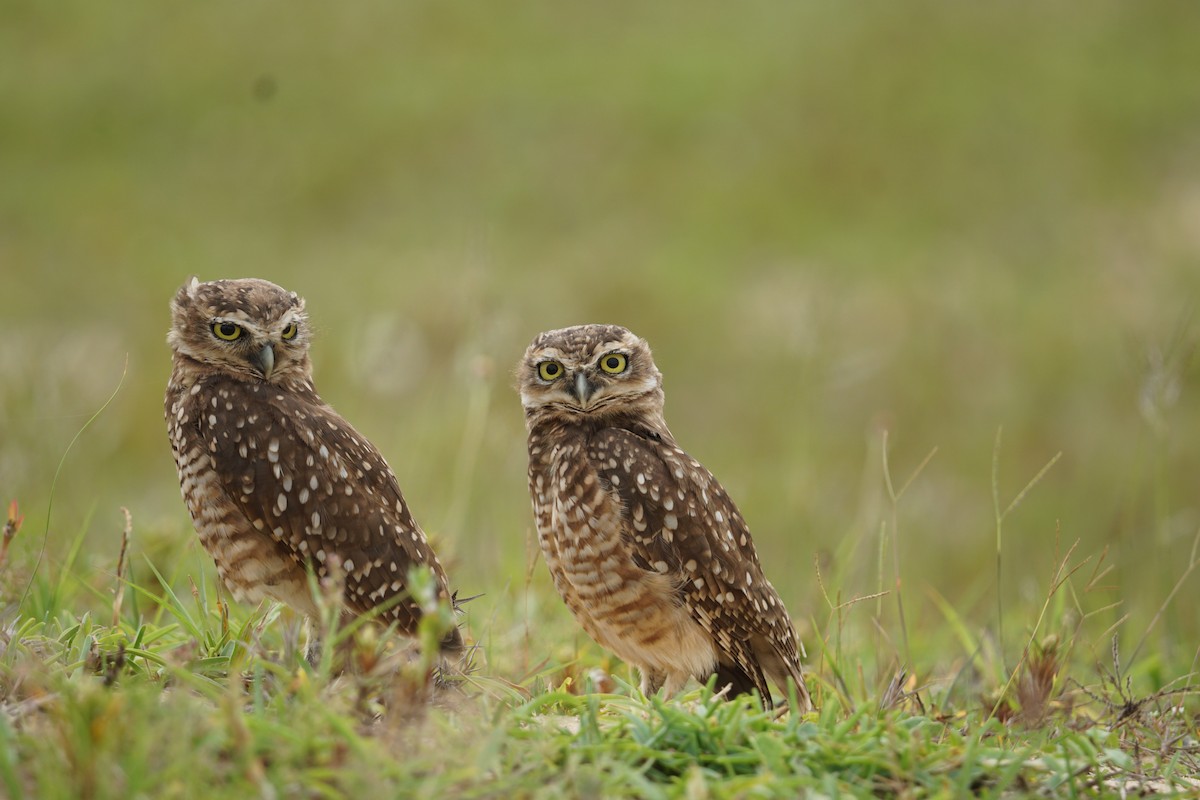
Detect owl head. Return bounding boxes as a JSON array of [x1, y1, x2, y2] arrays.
[[167, 277, 312, 384], [518, 324, 667, 429]]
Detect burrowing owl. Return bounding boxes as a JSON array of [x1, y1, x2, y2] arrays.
[[165, 277, 462, 654], [519, 324, 811, 710]]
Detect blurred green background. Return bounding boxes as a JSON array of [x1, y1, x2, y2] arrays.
[[3, 1, 1200, 676]]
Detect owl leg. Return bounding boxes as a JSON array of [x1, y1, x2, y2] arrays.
[[301, 610, 359, 670], [711, 660, 758, 699], [304, 640, 323, 667], [302, 616, 323, 667], [661, 671, 691, 698], [639, 667, 666, 697]]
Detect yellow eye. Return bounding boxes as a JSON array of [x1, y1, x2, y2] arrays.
[[599, 353, 628, 374], [537, 360, 563, 381], [212, 321, 243, 341], [281, 322, 298, 340]]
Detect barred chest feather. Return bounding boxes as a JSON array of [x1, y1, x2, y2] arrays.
[[526, 423, 717, 684]]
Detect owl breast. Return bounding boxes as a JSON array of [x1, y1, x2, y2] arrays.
[[528, 425, 717, 681], [166, 368, 316, 614]]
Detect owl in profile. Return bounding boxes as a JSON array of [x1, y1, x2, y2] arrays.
[[165, 277, 462, 655], [518, 324, 811, 710]]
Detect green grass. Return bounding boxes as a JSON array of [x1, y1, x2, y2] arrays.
[[4, 0, 1200, 796], [0, 535, 1197, 798]]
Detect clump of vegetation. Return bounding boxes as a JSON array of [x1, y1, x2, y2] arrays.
[[1, 479, 1196, 798]]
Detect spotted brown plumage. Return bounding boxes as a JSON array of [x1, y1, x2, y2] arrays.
[[165, 277, 462, 654], [518, 324, 811, 710]]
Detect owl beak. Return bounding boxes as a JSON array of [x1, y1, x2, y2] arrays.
[[253, 344, 276, 379], [572, 371, 595, 406]]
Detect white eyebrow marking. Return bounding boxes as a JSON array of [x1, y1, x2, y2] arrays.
[[211, 313, 254, 325]]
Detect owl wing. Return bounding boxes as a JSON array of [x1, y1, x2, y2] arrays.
[[585, 425, 804, 702], [198, 379, 456, 640]]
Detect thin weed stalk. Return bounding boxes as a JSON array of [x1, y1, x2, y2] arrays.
[[19, 355, 127, 616], [879, 429, 937, 671], [988, 539, 1090, 722], [111, 508, 131, 628], [990, 426, 1062, 671]]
